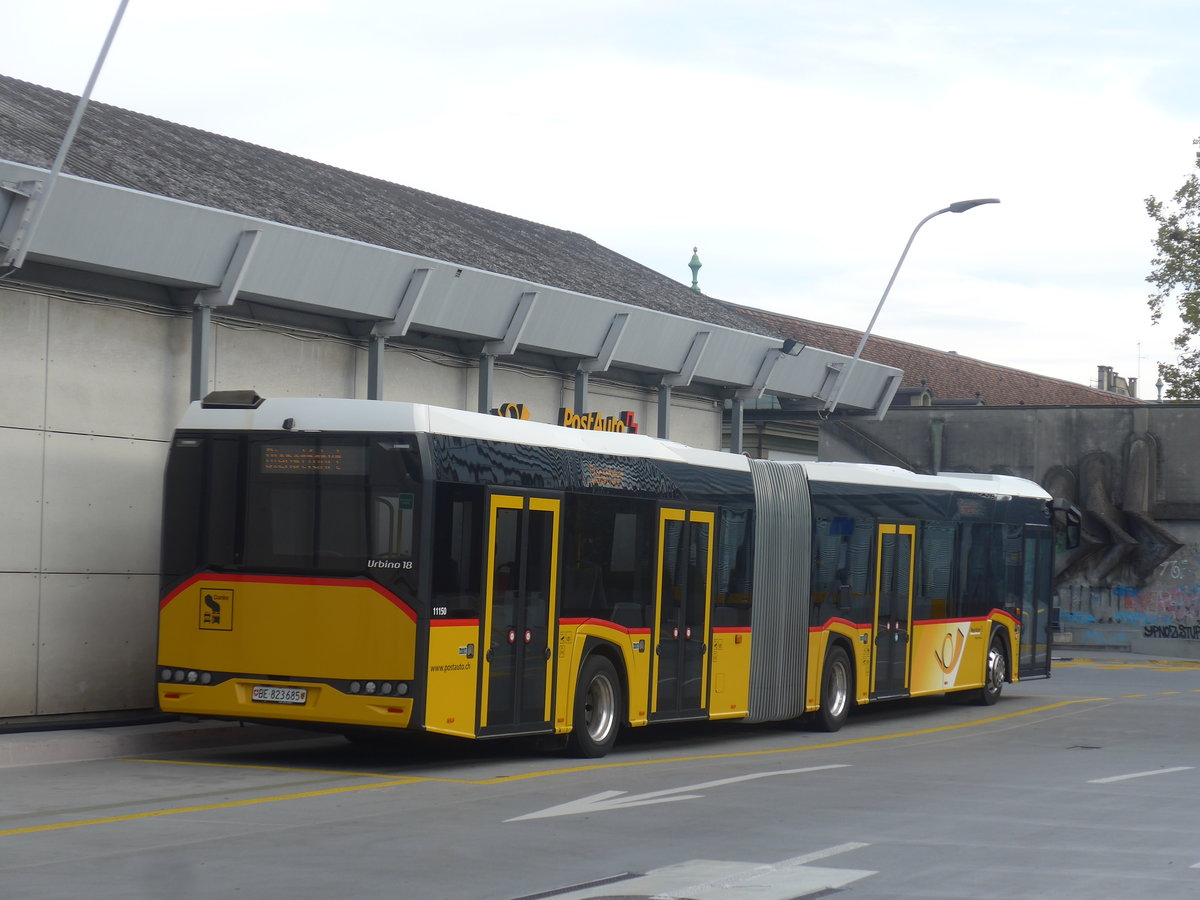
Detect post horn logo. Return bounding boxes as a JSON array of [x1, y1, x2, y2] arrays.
[[934, 628, 966, 673]]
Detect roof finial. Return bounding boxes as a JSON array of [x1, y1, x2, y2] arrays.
[[688, 246, 702, 293]]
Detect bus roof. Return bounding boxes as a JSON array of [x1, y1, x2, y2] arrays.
[[799, 461, 1052, 501], [178, 397, 1051, 500], [177, 396, 750, 471]]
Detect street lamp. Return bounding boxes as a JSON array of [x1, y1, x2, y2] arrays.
[[822, 198, 999, 415], [1, 0, 131, 271]]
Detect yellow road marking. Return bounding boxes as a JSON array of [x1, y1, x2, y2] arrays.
[[0, 698, 1108, 837], [123, 758, 386, 777], [1052, 657, 1200, 670], [125, 757, 481, 785], [0, 778, 420, 838]]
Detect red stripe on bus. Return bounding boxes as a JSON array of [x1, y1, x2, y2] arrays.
[[159, 573, 418, 621], [809, 617, 870, 633], [808, 610, 1021, 631], [560, 616, 652, 635], [431, 618, 479, 627], [915, 610, 1020, 628]]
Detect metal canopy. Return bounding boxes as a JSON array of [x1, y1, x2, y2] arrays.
[[0, 158, 902, 418]]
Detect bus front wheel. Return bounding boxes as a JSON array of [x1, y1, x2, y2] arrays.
[[969, 637, 1007, 706], [812, 645, 852, 732], [567, 655, 622, 758]]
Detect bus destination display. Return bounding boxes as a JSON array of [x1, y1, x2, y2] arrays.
[[260, 444, 367, 475]]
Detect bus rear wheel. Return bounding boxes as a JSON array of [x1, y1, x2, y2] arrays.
[[970, 637, 1007, 706], [812, 645, 852, 732], [567, 655, 622, 758]]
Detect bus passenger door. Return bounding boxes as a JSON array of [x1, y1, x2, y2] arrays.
[[1018, 526, 1053, 678], [873, 523, 916, 697], [480, 494, 560, 735], [651, 508, 714, 719]]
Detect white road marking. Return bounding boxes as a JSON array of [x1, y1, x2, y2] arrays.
[[653, 842, 874, 900], [531, 844, 876, 900], [1088, 766, 1194, 784], [506, 763, 850, 821], [781, 841, 873, 866]]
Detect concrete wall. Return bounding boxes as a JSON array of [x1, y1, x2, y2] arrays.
[[0, 284, 721, 719], [821, 405, 1200, 659], [0, 287, 187, 717]]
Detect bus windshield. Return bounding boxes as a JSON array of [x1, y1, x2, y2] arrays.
[[161, 433, 422, 597]]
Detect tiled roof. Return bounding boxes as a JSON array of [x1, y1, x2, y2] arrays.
[[732, 305, 1143, 407], [0, 73, 1142, 407], [0, 74, 759, 334]]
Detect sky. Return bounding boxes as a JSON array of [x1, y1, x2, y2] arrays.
[[6, 0, 1200, 392]]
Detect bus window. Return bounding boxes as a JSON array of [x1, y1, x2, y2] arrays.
[[244, 439, 372, 569], [959, 523, 1004, 616], [916, 521, 956, 620], [1002, 524, 1025, 612], [561, 496, 654, 627], [812, 515, 873, 622], [713, 508, 752, 626], [367, 438, 421, 564], [232, 436, 423, 603], [432, 484, 483, 619], [372, 494, 415, 558]]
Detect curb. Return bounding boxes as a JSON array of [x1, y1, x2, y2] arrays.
[[0, 720, 316, 768]]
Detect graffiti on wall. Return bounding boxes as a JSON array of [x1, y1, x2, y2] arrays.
[[1058, 545, 1200, 639]]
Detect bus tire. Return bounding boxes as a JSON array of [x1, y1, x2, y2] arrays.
[[813, 645, 852, 732], [969, 636, 1007, 706], [567, 654, 622, 758]]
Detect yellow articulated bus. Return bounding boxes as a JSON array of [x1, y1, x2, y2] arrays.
[[158, 391, 1069, 757]]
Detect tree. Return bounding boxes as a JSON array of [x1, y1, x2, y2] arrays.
[[1146, 137, 1200, 399]]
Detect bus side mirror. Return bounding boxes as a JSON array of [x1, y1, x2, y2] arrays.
[[1051, 499, 1081, 550]]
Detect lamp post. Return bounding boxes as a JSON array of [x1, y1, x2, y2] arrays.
[[822, 198, 999, 415], [2, 0, 131, 271]]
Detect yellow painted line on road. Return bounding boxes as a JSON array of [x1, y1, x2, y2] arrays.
[[0, 777, 421, 838], [0, 697, 1110, 838], [1053, 658, 1200, 670], [124, 757, 390, 778], [123, 756, 482, 785], [1121, 694, 1147, 698]]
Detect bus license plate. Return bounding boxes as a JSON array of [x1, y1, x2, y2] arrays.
[[251, 685, 308, 705]]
